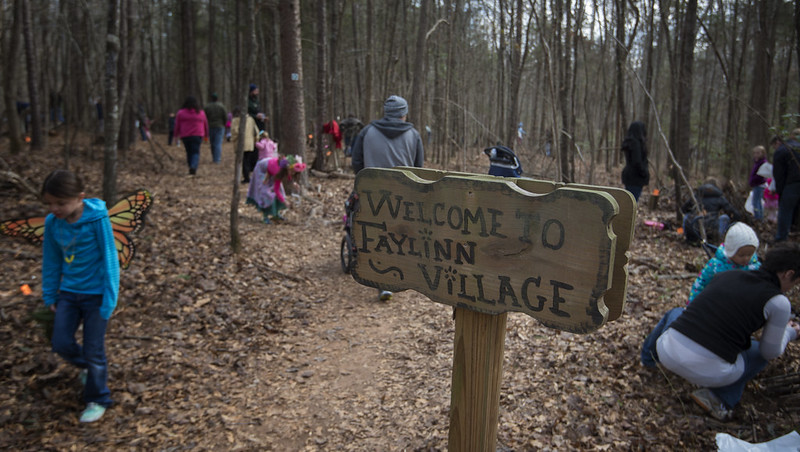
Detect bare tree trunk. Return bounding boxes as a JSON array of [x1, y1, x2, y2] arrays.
[[179, 0, 200, 99], [103, 0, 121, 204], [746, 0, 777, 149], [329, 0, 342, 116], [614, 0, 626, 166], [350, 1, 363, 114], [796, 0, 800, 114], [363, 0, 373, 120], [507, 0, 524, 148], [410, 0, 429, 126], [278, 0, 307, 181], [2, 0, 23, 155], [671, 0, 698, 220], [208, 0, 216, 96], [314, 0, 328, 171], [230, 0, 256, 254], [22, 0, 43, 150], [496, 0, 507, 144]]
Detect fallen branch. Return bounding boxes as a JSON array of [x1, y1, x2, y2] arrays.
[[310, 169, 355, 179], [629, 257, 660, 270], [255, 264, 304, 283], [0, 170, 39, 198]]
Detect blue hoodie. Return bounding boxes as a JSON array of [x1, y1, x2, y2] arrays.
[[42, 198, 120, 319]]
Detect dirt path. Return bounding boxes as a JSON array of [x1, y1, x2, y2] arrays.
[[1, 138, 799, 450]]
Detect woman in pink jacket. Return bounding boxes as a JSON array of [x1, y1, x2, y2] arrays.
[[174, 96, 209, 175]]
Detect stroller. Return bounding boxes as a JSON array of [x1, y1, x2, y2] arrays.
[[484, 145, 523, 177], [340, 191, 359, 274]]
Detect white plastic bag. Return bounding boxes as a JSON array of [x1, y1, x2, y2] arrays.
[[757, 161, 773, 178], [745, 190, 755, 215], [716, 430, 800, 451]]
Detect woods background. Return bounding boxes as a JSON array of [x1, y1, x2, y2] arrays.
[[3, 0, 800, 210]]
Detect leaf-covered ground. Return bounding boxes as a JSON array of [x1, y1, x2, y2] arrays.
[[1, 133, 798, 451]]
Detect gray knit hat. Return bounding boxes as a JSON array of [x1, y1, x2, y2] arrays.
[[384, 95, 408, 120], [723, 222, 759, 258]]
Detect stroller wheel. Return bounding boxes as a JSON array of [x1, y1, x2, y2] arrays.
[[340, 234, 355, 274]]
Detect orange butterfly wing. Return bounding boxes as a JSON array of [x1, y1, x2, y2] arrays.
[[0, 216, 46, 245], [0, 189, 153, 269], [108, 189, 153, 269]]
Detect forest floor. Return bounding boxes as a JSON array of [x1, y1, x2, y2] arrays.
[[0, 130, 799, 451]]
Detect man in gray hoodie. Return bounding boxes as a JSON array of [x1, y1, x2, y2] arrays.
[[351, 95, 424, 174], [351, 95, 424, 300]]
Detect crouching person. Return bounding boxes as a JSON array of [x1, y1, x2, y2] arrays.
[[641, 242, 800, 421]]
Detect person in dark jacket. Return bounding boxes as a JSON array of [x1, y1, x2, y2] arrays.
[[771, 135, 800, 242], [621, 121, 650, 201], [681, 178, 742, 243], [640, 242, 800, 421]]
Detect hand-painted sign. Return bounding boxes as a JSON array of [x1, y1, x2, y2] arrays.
[[351, 168, 634, 333]]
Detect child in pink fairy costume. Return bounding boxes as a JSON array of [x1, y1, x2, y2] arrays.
[[246, 155, 306, 223]]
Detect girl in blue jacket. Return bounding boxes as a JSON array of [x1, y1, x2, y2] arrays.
[[41, 170, 119, 423]]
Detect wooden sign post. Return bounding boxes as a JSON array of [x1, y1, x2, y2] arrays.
[[350, 167, 636, 451]]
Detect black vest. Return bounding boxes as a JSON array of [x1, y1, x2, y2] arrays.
[[671, 269, 782, 363]]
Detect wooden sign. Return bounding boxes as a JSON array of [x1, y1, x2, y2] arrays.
[[351, 167, 626, 334], [400, 167, 637, 322]]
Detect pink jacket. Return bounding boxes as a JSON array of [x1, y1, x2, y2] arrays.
[[174, 108, 209, 139]]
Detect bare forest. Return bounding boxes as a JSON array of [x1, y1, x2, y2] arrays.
[[2, 0, 800, 450]]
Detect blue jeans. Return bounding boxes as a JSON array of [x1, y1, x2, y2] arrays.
[[625, 185, 643, 202], [182, 136, 202, 170], [718, 214, 731, 237], [51, 291, 112, 407], [641, 307, 684, 367], [776, 183, 800, 241], [751, 185, 764, 220], [709, 341, 768, 409], [209, 127, 224, 163]]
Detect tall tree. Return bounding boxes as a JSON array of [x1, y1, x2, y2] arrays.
[[613, 0, 627, 165], [278, 0, 307, 180], [2, 0, 23, 154], [103, 0, 121, 203], [746, 0, 778, 148], [208, 0, 217, 96], [179, 0, 200, 99], [21, 0, 43, 150], [363, 0, 374, 120], [409, 0, 429, 127], [671, 0, 698, 217], [506, 0, 532, 149], [314, 0, 328, 171], [230, 0, 257, 254]]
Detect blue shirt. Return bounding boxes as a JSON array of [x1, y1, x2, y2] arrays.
[[42, 198, 120, 319]]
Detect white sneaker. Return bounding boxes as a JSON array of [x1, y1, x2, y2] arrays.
[[79, 402, 106, 423]]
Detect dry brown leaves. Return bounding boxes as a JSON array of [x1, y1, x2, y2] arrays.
[[0, 134, 798, 451]]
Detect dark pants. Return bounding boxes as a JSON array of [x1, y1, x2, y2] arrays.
[[242, 150, 257, 182], [776, 182, 800, 241], [625, 185, 643, 202], [182, 136, 202, 171]]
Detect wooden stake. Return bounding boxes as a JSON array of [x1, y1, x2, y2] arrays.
[[449, 308, 507, 452]]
